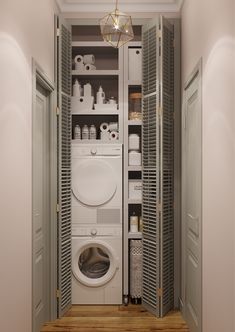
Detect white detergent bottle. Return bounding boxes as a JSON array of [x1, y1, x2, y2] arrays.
[[89, 125, 97, 140], [73, 79, 82, 97], [96, 86, 105, 104], [82, 125, 89, 140], [74, 124, 81, 140], [83, 83, 92, 97]]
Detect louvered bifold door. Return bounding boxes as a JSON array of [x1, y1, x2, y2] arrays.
[[142, 16, 174, 318], [57, 17, 72, 317]]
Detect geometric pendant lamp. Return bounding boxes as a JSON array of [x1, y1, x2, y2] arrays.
[[100, 0, 134, 48]]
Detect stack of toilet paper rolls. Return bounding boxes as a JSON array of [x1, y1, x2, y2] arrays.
[[74, 54, 96, 71], [100, 122, 119, 141]]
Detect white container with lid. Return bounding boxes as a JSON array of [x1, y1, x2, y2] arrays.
[[129, 134, 140, 151], [128, 151, 141, 166], [82, 125, 89, 140], [130, 214, 138, 233]]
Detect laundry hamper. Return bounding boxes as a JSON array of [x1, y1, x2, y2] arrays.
[[130, 240, 143, 303]]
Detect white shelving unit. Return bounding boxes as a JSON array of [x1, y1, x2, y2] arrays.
[[71, 29, 124, 142], [123, 40, 143, 302]]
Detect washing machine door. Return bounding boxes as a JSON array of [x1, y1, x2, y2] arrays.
[[72, 159, 117, 206], [72, 240, 118, 287]]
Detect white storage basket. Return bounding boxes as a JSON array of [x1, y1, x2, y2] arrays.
[[130, 240, 143, 299]]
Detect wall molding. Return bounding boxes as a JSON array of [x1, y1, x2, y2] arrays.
[[56, 0, 184, 13]]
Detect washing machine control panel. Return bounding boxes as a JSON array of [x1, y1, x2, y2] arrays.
[[72, 226, 122, 237], [72, 143, 122, 157]]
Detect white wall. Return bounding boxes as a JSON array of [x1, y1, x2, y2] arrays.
[[181, 1, 235, 331], [0, 1, 58, 331]]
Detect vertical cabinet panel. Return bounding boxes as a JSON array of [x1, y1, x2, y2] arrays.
[[57, 19, 72, 317], [142, 16, 174, 317]]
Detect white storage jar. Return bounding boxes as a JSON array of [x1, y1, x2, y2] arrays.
[[129, 134, 140, 151], [128, 151, 142, 166]]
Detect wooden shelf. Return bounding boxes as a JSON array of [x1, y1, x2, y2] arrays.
[[128, 199, 142, 204], [128, 166, 142, 171], [128, 120, 142, 126], [72, 109, 119, 115], [128, 232, 143, 240], [71, 139, 120, 144], [72, 70, 119, 76], [72, 41, 112, 47], [128, 80, 142, 86]]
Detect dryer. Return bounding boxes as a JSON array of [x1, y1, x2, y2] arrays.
[[72, 224, 122, 304], [72, 143, 122, 226]]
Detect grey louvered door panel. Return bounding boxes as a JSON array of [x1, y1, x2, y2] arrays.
[[160, 16, 174, 316], [57, 19, 72, 317], [142, 17, 174, 318]]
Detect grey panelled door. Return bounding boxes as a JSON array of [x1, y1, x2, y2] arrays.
[[57, 17, 72, 317], [182, 61, 202, 332], [142, 16, 174, 318], [33, 84, 50, 332]]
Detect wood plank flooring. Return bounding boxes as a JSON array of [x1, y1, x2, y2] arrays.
[[41, 305, 189, 332]]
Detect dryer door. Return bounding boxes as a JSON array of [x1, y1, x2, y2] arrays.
[[72, 240, 118, 287], [72, 159, 117, 206]]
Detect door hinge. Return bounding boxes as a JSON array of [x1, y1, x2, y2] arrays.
[[56, 204, 60, 213], [56, 289, 60, 298], [56, 107, 60, 116], [157, 288, 163, 297], [57, 28, 60, 37], [157, 30, 162, 39]]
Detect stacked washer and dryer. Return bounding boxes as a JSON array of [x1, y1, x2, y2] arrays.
[[71, 143, 123, 304]]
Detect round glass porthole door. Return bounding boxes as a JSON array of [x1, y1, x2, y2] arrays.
[[72, 159, 117, 206], [73, 241, 118, 287]]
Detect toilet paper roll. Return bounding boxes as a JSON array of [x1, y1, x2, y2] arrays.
[[109, 122, 118, 131], [100, 122, 109, 132], [110, 131, 119, 140], [83, 54, 95, 65], [74, 55, 84, 63], [85, 64, 96, 71], [100, 131, 110, 141], [75, 62, 85, 71]]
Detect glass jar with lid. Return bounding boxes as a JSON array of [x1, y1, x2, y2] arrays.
[[129, 92, 142, 120]]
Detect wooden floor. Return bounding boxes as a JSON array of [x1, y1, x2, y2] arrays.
[[41, 305, 189, 332]]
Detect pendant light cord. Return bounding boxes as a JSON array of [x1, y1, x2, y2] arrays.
[[115, 0, 118, 11]]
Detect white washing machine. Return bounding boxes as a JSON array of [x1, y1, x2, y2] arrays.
[[72, 224, 122, 304], [72, 143, 122, 226]]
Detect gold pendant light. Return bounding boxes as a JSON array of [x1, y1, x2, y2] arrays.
[[100, 0, 134, 48]]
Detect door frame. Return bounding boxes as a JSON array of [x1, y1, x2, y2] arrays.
[[181, 58, 202, 330], [32, 60, 57, 330]]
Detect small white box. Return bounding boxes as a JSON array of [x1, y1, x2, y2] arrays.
[[128, 151, 141, 166], [71, 96, 94, 113], [128, 48, 142, 82], [129, 180, 142, 200], [129, 134, 140, 151]]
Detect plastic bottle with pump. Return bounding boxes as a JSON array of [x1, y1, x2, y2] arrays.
[[74, 124, 81, 140]]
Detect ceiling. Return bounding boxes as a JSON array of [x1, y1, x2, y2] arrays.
[[56, 0, 184, 13]]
